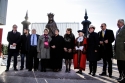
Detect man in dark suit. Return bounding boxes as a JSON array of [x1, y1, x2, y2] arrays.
[[20, 28, 30, 70], [114, 19, 125, 83], [26, 29, 39, 71], [98, 23, 115, 77], [5, 24, 21, 72]]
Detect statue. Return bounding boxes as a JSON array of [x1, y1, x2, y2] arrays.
[[21, 11, 31, 34], [46, 13, 57, 37]]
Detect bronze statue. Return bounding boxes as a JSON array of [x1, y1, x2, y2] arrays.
[[46, 13, 57, 37]]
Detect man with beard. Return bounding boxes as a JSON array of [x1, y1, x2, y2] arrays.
[[20, 28, 30, 70]]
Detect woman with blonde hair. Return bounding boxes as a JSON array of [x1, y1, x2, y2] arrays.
[[37, 28, 52, 72]]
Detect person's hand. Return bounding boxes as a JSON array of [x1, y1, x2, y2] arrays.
[[68, 49, 72, 53], [51, 45, 56, 48], [100, 41, 103, 44], [13, 43, 16, 46], [104, 40, 108, 44], [64, 48, 67, 52], [95, 50, 97, 52]]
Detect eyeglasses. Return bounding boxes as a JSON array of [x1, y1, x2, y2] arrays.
[[13, 27, 17, 28], [101, 26, 104, 28]]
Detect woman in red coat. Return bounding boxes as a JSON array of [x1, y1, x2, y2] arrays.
[[73, 30, 87, 74]]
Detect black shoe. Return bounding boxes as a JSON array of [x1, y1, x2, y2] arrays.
[[88, 72, 92, 75], [92, 73, 95, 76], [118, 78, 125, 83], [79, 71, 82, 74], [65, 69, 68, 73], [14, 69, 18, 71], [117, 77, 122, 81], [20, 68, 23, 70], [5, 69, 9, 72], [109, 75, 112, 78], [34, 69, 37, 71], [76, 71, 80, 73], [99, 72, 107, 76], [28, 69, 32, 71]]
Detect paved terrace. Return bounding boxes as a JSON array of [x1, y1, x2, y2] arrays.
[[0, 56, 119, 83]]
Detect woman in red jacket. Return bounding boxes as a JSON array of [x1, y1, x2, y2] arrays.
[[73, 30, 87, 74]]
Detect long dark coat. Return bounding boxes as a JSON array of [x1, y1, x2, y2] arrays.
[[98, 29, 115, 59], [7, 30, 21, 53], [50, 35, 64, 59], [50, 35, 64, 69], [87, 32, 100, 61]]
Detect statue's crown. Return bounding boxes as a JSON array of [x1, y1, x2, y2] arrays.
[[47, 13, 54, 17]]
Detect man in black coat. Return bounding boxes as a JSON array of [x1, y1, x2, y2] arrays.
[[20, 28, 30, 70], [26, 29, 39, 71], [5, 24, 21, 72], [98, 23, 115, 77], [50, 29, 64, 72], [87, 25, 99, 76]]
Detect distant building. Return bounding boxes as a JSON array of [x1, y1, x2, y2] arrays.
[[0, 0, 8, 25], [31, 22, 80, 37]]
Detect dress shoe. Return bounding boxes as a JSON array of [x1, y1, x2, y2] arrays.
[[88, 72, 92, 75], [117, 77, 122, 81], [34, 69, 37, 71], [118, 78, 125, 83], [65, 69, 68, 73], [109, 75, 112, 78], [28, 69, 32, 71], [92, 73, 95, 76], [99, 72, 107, 76], [5, 69, 9, 72], [20, 68, 23, 70], [14, 69, 18, 71]]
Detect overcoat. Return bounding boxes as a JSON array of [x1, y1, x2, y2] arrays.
[[87, 32, 100, 61], [37, 35, 52, 59], [114, 25, 125, 60]]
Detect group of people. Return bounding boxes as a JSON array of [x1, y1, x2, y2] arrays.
[[5, 19, 125, 83]]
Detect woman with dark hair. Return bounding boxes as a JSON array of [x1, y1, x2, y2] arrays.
[[63, 28, 75, 73], [50, 29, 64, 72], [37, 28, 52, 72]]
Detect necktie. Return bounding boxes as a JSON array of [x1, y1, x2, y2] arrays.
[[32, 35, 34, 45], [102, 31, 104, 38], [117, 28, 121, 33]]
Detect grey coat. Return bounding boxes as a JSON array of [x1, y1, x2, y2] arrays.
[[37, 35, 52, 59], [114, 25, 125, 60]]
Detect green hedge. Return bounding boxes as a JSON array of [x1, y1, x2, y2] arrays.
[[2, 44, 8, 55]]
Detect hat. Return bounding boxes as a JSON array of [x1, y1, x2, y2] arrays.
[[89, 25, 95, 29], [77, 30, 85, 33]]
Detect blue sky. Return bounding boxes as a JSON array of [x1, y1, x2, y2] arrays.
[[0, 0, 125, 44]]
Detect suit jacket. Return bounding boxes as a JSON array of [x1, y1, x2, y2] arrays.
[[26, 34, 39, 52], [7, 30, 21, 53], [20, 34, 30, 54], [98, 29, 115, 58], [114, 25, 125, 60]]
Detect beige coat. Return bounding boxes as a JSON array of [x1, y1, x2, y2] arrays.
[[37, 35, 52, 59], [114, 25, 125, 60]]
